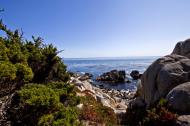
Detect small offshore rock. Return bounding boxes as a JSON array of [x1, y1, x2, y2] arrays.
[[96, 70, 126, 84], [130, 70, 140, 80]]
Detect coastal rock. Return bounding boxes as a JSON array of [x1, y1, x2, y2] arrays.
[[96, 70, 126, 84], [172, 38, 190, 59], [82, 80, 95, 94], [96, 93, 114, 108], [70, 77, 95, 93], [68, 71, 80, 78], [176, 115, 190, 126], [79, 73, 93, 81], [128, 97, 146, 109], [141, 54, 190, 106], [75, 82, 86, 92], [166, 82, 190, 114], [130, 70, 140, 80], [136, 79, 142, 97], [71, 73, 133, 114]]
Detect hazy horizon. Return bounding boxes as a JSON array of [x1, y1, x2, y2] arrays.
[[63, 55, 161, 59], [1, 0, 190, 58]]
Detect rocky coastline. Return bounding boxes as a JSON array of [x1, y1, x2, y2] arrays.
[[1, 34, 190, 125], [69, 38, 190, 125], [69, 72, 138, 114]]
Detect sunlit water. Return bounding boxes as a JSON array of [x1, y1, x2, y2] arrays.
[[64, 57, 159, 90]]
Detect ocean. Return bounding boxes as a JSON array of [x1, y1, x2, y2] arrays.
[[64, 57, 159, 90]]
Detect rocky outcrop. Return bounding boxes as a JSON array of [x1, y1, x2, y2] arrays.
[[130, 70, 141, 80], [79, 73, 93, 81], [172, 38, 190, 59], [96, 70, 126, 84], [70, 77, 94, 93], [70, 73, 134, 114], [176, 115, 190, 126], [140, 54, 190, 106], [166, 82, 190, 114], [0, 93, 14, 126]]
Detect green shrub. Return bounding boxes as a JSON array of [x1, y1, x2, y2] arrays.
[[0, 20, 70, 84], [0, 39, 9, 61], [25, 39, 69, 83], [9, 84, 62, 125], [0, 61, 18, 96], [47, 82, 80, 106], [15, 63, 33, 82], [0, 20, 78, 125], [0, 61, 17, 81], [6, 40, 28, 64], [0, 61, 33, 83], [47, 82, 73, 94], [9, 83, 80, 125], [18, 84, 60, 109], [38, 113, 54, 126], [38, 107, 79, 126]]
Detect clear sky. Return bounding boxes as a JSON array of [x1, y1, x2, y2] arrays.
[[1, 0, 190, 58]]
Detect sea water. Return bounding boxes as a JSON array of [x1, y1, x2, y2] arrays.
[[64, 56, 159, 90]]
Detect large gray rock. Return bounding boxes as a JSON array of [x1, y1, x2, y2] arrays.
[[140, 54, 190, 106], [166, 82, 190, 114], [172, 38, 190, 59]]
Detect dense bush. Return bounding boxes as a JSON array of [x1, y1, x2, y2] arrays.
[[0, 61, 17, 95], [0, 61, 17, 81], [38, 107, 79, 126], [47, 82, 80, 107], [0, 20, 81, 125], [8, 82, 80, 125], [0, 20, 120, 126], [18, 84, 60, 109], [24, 38, 69, 83], [0, 39, 9, 61], [0, 20, 69, 95], [0, 61, 33, 83], [15, 63, 33, 82], [0, 61, 33, 96]]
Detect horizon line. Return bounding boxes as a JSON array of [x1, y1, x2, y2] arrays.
[[62, 55, 162, 60]]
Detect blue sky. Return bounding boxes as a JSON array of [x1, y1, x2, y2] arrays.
[[1, 0, 190, 58]]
